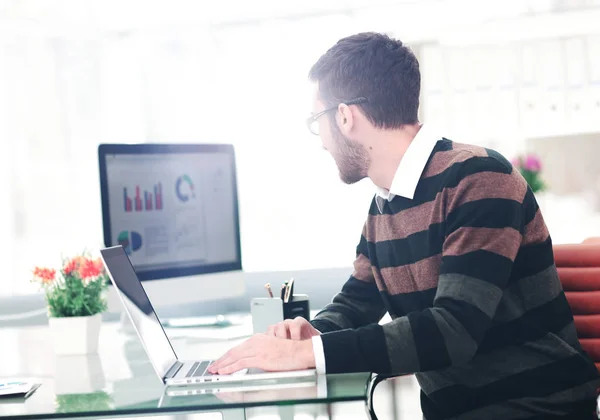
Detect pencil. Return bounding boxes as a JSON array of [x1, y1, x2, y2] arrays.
[[264, 283, 274, 298]]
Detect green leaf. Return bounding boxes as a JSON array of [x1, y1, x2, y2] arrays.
[[45, 273, 108, 317], [520, 169, 546, 193]]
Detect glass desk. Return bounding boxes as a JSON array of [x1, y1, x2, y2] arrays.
[[0, 321, 373, 419]]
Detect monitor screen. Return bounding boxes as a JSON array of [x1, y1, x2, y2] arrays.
[[98, 144, 242, 281]]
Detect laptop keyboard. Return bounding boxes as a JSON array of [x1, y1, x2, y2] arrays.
[[185, 361, 212, 378]]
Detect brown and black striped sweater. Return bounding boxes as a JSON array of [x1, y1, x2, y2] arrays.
[[311, 139, 600, 419]]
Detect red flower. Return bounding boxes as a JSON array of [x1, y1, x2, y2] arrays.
[[94, 258, 105, 273], [63, 258, 78, 276], [33, 267, 56, 284], [78, 258, 103, 279]]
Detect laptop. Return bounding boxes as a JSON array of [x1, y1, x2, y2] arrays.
[[100, 245, 316, 385], [157, 374, 327, 409], [163, 373, 324, 397]]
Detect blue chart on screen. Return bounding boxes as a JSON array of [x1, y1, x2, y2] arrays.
[[118, 231, 143, 254]]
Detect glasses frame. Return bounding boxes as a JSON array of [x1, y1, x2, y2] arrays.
[[306, 97, 368, 135]]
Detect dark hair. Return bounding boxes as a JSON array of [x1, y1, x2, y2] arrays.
[[308, 32, 421, 129]]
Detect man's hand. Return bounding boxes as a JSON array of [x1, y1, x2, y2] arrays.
[[207, 334, 316, 375], [266, 317, 321, 340]]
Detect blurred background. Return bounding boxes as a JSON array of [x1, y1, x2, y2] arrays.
[[1, 0, 600, 296]]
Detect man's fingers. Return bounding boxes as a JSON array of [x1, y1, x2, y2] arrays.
[[213, 356, 236, 373], [209, 356, 228, 373], [218, 346, 238, 362], [266, 319, 311, 340], [210, 352, 235, 371], [289, 318, 304, 340], [209, 355, 227, 372], [209, 340, 252, 372], [217, 357, 253, 375], [274, 322, 290, 339]]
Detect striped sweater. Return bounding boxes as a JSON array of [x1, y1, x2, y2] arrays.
[[311, 139, 600, 419]]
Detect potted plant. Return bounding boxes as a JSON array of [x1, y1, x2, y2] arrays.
[[32, 254, 109, 355], [511, 153, 546, 193]]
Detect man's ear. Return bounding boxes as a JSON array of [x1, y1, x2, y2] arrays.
[[336, 103, 354, 135]]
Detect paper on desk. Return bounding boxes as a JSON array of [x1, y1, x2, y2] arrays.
[[0, 381, 40, 398]]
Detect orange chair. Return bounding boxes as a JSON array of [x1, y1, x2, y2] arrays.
[[554, 239, 600, 374]]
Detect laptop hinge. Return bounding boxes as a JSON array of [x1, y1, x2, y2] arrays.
[[165, 361, 183, 379]]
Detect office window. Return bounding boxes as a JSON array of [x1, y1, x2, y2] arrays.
[[6, 3, 600, 296], [0, 14, 373, 296]]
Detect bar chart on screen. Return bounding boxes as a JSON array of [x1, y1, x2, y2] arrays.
[[124, 183, 164, 212]]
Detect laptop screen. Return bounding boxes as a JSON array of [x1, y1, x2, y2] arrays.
[[101, 246, 178, 380]]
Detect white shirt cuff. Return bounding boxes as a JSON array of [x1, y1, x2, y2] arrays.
[[311, 335, 327, 375]]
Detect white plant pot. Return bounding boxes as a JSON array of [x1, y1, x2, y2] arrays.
[[48, 313, 102, 355]]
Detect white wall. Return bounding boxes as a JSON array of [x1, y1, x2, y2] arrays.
[[420, 35, 600, 157]]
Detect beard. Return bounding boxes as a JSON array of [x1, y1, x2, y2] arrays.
[[330, 129, 370, 184]]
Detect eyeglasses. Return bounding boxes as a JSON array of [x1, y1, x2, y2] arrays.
[[306, 97, 368, 136]]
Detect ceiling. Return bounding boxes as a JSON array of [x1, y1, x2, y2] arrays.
[[0, 0, 598, 43]]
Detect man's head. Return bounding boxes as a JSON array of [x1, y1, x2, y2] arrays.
[[307, 32, 421, 184]]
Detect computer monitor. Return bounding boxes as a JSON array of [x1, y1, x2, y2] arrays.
[[98, 143, 245, 312]]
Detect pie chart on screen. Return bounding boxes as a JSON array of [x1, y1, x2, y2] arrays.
[[117, 230, 142, 254], [176, 174, 195, 202]]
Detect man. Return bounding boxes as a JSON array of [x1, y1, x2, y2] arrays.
[[209, 32, 600, 419]]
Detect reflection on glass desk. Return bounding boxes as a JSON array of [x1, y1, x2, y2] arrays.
[[0, 320, 371, 419]]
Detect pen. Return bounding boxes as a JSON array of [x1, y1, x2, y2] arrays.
[[284, 278, 295, 303], [289, 278, 295, 300], [264, 283, 274, 298]]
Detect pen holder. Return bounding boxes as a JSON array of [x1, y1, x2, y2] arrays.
[[250, 294, 310, 334], [283, 294, 310, 321]]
